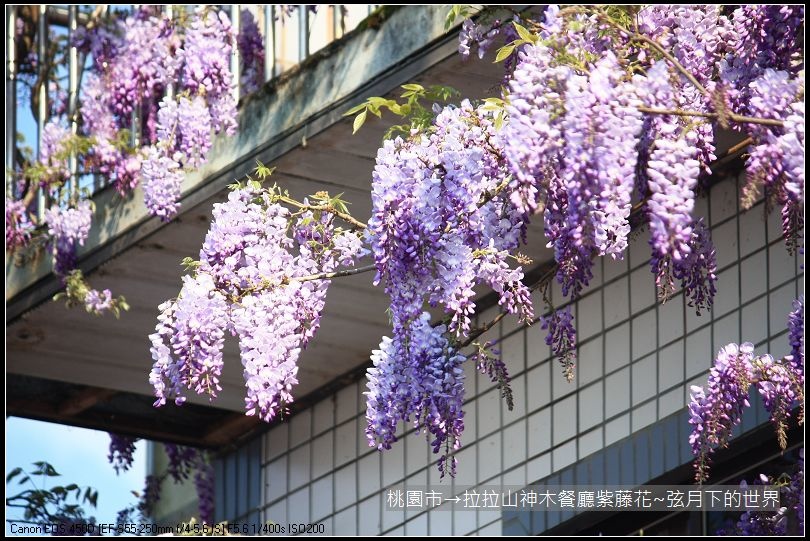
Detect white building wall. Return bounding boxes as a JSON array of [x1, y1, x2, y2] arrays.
[[258, 171, 803, 535]]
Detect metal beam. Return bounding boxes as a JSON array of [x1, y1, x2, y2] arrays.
[[230, 4, 240, 103], [45, 5, 90, 27], [264, 5, 276, 80], [36, 4, 47, 218], [6, 5, 16, 197], [67, 4, 78, 198], [298, 4, 309, 62]]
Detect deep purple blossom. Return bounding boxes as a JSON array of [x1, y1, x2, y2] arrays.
[[238, 9, 265, 94], [689, 342, 756, 481], [108, 433, 138, 474], [541, 307, 577, 382], [164, 443, 200, 483], [365, 312, 466, 477], [193, 459, 215, 524], [787, 296, 804, 378], [368, 101, 532, 338], [689, 331, 804, 482]]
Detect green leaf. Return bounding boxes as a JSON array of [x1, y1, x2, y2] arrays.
[[254, 160, 276, 180], [513, 22, 537, 44], [6, 467, 23, 483], [495, 44, 516, 63], [342, 103, 367, 117], [366, 96, 393, 108], [444, 5, 461, 30], [352, 110, 367, 134], [401, 83, 424, 92]]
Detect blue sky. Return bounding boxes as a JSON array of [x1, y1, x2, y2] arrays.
[[5, 417, 146, 535]]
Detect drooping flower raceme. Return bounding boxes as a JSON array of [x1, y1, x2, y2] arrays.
[[108, 433, 138, 474], [365, 312, 466, 477], [368, 101, 532, 339], [499, 41, 569, 217], [719, 5, 804, 117], [688, 342, 756, 482], [556, 53, 643, 296], [677, 218, 717, 315], [150, 186, 367, 421], [689, 299, 805, 482], [646, 137, 700, 299], [43, 200, 93, 276], [181, 8, 237, 137], [541, 307, 577, 383], [142, 146, 185, 222], [742, 70, 804, 250], [238, 9, 265, 95], [149, 273, 230, 407], [787, 296, 804, 379], [194, 460, 215, 525], [164, 443, 200, 483], [39, 120, 72, 182], [106, 7, 179, 117], [458, 18, 501, 60]]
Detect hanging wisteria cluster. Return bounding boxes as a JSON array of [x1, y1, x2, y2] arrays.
[[689, 297, 804, 482], [6, 5, 268, 316], [106, 434, 215, 525], [149, 184, 366, 421], [716, 452, 804, 536], [145, 5, 804, 477]]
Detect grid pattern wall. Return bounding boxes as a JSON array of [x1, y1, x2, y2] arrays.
[[214, 438, 262, 525], [255, 171, 803, 535]]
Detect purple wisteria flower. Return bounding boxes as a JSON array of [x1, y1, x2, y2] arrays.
[[44, 200, 93, 276], [142, 146, 185, 221], [238, 9, 265, 94], [108, 433, 138, 474], [164, 443, 200, 483], [365, 312, 466, 477], [150, 187, 366, 422], [677, 218, 717, 315], [5, 198, 34, 251], [787, 296, 804, 378], [499, 42, 569, 217], [85, 288, 113, 313], [149, 273, 229, 406], [458, 19, 500, 60], [688, 342, 755, 481], [368, 101, 532, 338], [689, 323, 804, 482], [194, 459, 215, 524], [541, 307, 577, 382], [646, 137, 700, 299]]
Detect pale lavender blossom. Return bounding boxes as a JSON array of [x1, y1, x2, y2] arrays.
[[85, 288, 113, 313]]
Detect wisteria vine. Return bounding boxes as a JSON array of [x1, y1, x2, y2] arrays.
[[107, 435, 215, 525], [7, 5, 802, 481], [6, 5, 268, 316], [142, 5, 805, 477]]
